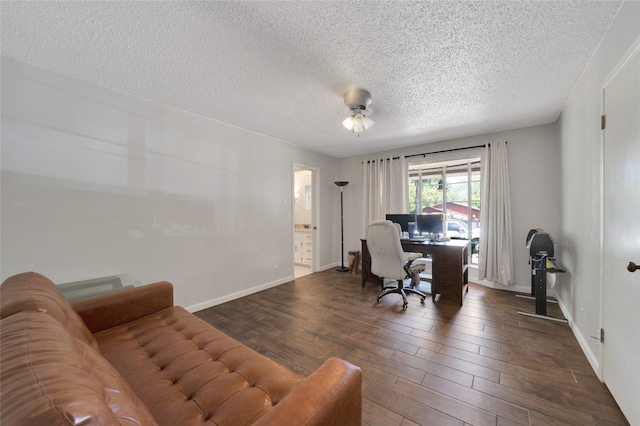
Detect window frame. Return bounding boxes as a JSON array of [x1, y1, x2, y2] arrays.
[[408, 153, 481, 264]]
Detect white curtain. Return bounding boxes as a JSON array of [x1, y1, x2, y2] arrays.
[[478, 140, 514, 285], [362, 156, 408, 235]]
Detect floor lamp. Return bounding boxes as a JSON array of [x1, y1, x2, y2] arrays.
[[335, 181, 350, 272]]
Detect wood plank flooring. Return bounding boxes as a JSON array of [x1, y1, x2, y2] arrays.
[[194, 270, 628, 426]]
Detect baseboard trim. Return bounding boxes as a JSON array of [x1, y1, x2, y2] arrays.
[[556, 296, 601, 378], [468, 267, 539, 296], [186, 262, 341, 312], [185, 275, 293, 313], [470, 277, 532, 296], [318, 262, 340, 271]]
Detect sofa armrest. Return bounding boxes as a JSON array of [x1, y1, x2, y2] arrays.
[[254, 357, 362, 426], [71, 281, 174, 333]]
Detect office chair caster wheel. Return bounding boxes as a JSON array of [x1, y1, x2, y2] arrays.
[[402, 303, 408, 311], [420, 297, 426, 304], [377, 297, 382, 304]]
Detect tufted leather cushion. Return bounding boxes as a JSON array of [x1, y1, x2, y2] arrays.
[[0, 272, 99, 351], [95, 306, 303, 426], [0, 311, 157, 426]]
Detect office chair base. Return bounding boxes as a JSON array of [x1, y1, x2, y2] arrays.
[[377, 280, 427, 310]]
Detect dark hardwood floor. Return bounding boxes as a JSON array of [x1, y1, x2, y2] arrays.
[[194, 270, 628, 426]]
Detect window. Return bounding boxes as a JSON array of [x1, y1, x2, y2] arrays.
[[409, 158, 481, 264]]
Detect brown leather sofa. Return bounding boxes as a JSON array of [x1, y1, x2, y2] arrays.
[[0, 272, 362, 425]]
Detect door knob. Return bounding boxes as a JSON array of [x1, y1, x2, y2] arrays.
[[628, 261, 639, 272]]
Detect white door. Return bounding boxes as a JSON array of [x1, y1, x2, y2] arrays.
[[602, 43, 640, 426]]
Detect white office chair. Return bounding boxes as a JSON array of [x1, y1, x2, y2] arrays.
[[366, 220, 427, 310]]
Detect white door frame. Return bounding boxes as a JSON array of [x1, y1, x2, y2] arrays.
[[292, 162, 319, 274]]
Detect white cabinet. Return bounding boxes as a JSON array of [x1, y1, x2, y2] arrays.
[[295, 231, 312, 266]]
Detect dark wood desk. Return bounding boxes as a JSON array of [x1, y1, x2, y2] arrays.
[[361, 238, 470, 306]]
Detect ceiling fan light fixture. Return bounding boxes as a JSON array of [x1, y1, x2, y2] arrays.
[[342, 89, 374, 135]]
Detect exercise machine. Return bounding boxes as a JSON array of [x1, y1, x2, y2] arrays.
[[516, 229, 568, 323]]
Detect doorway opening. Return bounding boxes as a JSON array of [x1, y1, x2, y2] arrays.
[[293, 164, 317, 278]]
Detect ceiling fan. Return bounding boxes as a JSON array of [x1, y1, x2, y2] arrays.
[[342, 89, 374, 136]]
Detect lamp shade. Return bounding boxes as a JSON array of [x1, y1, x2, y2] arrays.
[[353, 112, 374, 132], [342, 115, 355, 130]]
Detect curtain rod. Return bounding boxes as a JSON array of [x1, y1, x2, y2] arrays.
[[405, 143, 490, 159], [362, 157, 400, 164], [362, 141, 507, 164]]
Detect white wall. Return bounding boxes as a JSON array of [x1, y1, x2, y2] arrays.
[[0, 57, 340, 310], [338, 122, 562, 294], [558, 1, 640, 374]]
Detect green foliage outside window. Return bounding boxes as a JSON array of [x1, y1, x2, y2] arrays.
[[408, 166, 480, 216], [409, 177, 442, 213]]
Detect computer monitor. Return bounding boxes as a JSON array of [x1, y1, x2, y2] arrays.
[[417, 214, 443, 235], [385, 214, 416, 233]]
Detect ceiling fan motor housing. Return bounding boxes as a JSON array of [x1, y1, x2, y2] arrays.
[[344, 89, 372, 111]]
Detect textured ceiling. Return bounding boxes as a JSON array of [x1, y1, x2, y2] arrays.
[[1, 1, 622, 158]]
